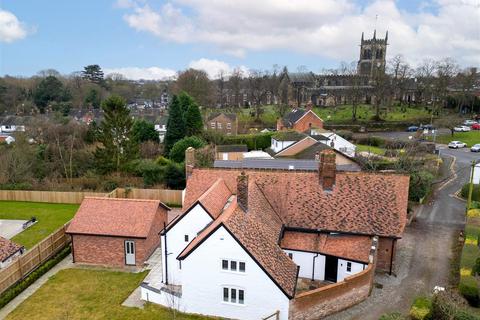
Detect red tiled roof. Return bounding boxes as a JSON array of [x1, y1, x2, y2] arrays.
[[280, 231, 372, 263], [66, 197, 165, 238], [184, 168, 409, 238], [196, 179, 233, 219], [0, 236, 23, 262]]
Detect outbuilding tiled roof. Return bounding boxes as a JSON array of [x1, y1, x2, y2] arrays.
[[216, 145, 248, 153], [0, 236, 23, 262], [280, 231, 372, 263], [281, 110, 307, 127], [66, 197, 168, 238], [184, 168, 409, 238]]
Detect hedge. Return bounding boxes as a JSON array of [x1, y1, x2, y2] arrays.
[[223, 132, 274, 151], [0, 245, 71, 309], [461, 184, 480, 202], [379, 312, 406, 320], [459, 211, 480, 306], [410, 296, 432, 320]]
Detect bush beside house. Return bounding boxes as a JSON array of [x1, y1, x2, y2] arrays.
[[410, 296, 433, 320], [459, 210, 480, 306]]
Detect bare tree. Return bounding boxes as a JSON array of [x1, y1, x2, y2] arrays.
[[389, 54, 413, 110], [216, 69, 227, 108], [228, 68, 244, 109], [247, 70, 269, 121], [175, 68, 214, 107], [432, 57, 459, 115], [415, 58, 437, 106]]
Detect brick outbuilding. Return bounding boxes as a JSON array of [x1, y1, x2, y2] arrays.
[[66, 197, 169, 268]]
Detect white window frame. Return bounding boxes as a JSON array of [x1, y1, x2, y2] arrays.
[[346, 261, 352, 273], [220, 259, 246, 274], [218, 122, 222, 129], [211, 122, 216, 129], [227, 122, 231, 129], [222, 286, 245, 305]]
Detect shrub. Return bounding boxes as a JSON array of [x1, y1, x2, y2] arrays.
[[431, 291, 480, 320], [169, 136, 206, 162], [379, 312, 406, 320], [461, 184, 480, 202], [135, 160, 163, 187], [354, 136, 386, 147], [0, 182, 33, 190], [336, 130, 353, 141], [102, 180, 118, 192], [164, 162, 185, 189], [0, 245, 71, 309], [459, 276, 479, 306], [410, 296, 432, 320], [223, 132, 274, 150], [409, 170, 435, 202]]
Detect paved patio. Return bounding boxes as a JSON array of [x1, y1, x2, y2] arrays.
[[0, 219, 28, 239]]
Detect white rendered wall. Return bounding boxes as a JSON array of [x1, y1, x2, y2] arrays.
[[283, 249, 325, 281], [337, 259, 366, 282], [180, 226, 290, 320], [271, 138, 296, 153], [162, 204, 213, 285]]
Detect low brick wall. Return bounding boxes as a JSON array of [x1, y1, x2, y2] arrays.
[[289, 264, 375, 319]]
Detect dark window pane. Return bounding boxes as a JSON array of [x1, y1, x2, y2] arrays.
[[239, 290, 244, 304], [231, 288, 237, 303], [239, 262, 245, 272], [222, 260, 228, 270], [347, 262, 352, 272], [230, 261, 237, 271], [223, 288, 229, 302], [184, 235, 189, 242], [288, 253, 293, 259]]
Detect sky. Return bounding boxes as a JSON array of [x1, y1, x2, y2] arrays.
[[0, 0, 479, 80]]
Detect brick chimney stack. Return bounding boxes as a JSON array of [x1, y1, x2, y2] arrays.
[[319, 149, 336, 190], [185, 147, 195, 178], [237, 171, 249, 212]]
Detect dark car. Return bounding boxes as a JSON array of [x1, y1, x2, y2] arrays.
[[421, 124, 435, 130], [407, 126, 419, 132]]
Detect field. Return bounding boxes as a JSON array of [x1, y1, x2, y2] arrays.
[[0, 201, 78, 249], [435, 131, 480, 147], [356, 144, 386, 156], [6, 269, 211, 320]]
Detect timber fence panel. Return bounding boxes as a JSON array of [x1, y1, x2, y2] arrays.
[[0, 190, 108, 204]]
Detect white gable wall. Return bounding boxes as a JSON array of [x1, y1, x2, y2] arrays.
[[162, 204, 213, 285], [271, 138, 296, 153], [181, 225, 290, 320], [284, 249, 325, 281]]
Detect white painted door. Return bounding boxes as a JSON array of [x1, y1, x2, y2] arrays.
[[222, 153, 228, 160], [125, 240, 135, 265]]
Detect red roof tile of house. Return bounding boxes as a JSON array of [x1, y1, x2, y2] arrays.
[[184, 168, 409, 238], [66, 197, 166, 238], [280, 231, 372, 263], [0, 236, 23, 262]]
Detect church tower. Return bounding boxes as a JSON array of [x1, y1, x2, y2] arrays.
[[357, 30, 388, 77]]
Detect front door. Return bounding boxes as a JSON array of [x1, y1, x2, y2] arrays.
[[222, 153, 228, 160], [325, 255, 338, 282], [125, 240, 135, 265]]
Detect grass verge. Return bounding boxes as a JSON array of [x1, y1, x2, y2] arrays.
[[0, 201, 78, 248]]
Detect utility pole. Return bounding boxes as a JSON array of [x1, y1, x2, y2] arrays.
[[467, 160, 476, 211]]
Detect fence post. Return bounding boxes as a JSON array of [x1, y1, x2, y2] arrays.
[[38, 245, 42, 264], [17, 258, 23, 278]]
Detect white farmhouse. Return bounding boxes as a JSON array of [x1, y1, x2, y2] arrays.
[[140, 149, 409, 319]]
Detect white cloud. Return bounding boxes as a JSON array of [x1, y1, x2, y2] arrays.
[[104, 66, 176, 80], [118, 0, 480, 66], [189, 58, 234, 79], [0, 10, 29, 43]]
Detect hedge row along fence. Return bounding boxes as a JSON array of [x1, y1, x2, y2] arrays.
[[459, 209, 480, 306]]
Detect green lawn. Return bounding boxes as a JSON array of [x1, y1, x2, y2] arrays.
[[435, 131, 480, 147], [314, 105, 431, 123], [0, 201, 78, 248], [6, 269, 211, 320], [356, 144, 385, 156]]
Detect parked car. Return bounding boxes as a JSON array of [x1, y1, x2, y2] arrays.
[[471, 144, 480, 152], [472, 123, 480, 130], [454, 125, 471, 132], [448, 141, 467, 149], [464, 120, 478, 126], [420, 124, 435, 130], [407, 126, 419, 132]]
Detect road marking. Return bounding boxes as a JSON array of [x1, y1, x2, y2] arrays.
[[438, 155, 457, 191]]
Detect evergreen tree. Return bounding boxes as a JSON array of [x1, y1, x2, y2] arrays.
[[178, 91, 194, 113], [185, 101, 203, 136], [164, 95, 186, 154], [94, 95, 138, 173], [82, 64, 105, 85], [132, 119, 158, 143]]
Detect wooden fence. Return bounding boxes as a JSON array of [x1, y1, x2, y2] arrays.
[[0, 188, 184, 206], [0, 190, 106, 204], [0, 223, 70, 295]]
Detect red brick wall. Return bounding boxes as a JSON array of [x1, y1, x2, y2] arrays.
[[292, 111, 323, 132], [72, 206, 166, 268], [289, 263, 375, 319], [376, 237, 396, 273]]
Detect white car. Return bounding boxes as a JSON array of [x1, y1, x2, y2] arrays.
[[448, 141, 467, 148], [454, 125, 471, 132], [464, 120, 478, 126]]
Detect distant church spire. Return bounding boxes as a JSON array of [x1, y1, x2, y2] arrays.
[[373, 29, 376, 40], [361, 32, 364, 42], [385, 30, 388, 43]]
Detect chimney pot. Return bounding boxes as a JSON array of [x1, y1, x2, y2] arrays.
[[237, 171, 249, 211], [185, 147, 195, 178], [319, 149, 336, 190]]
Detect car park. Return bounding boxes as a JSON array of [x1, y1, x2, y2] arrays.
[[472, 123, 480, 130], [464, 120, 477, 126], [448, 141, 467, 149], [471, 144, 480, 152], [454, 125, 471, 132]]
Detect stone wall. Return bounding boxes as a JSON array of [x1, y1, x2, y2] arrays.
[[289, 263, 375, 319]]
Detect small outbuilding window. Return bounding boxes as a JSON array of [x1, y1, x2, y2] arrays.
[[184, 235, 189, 242], [347, 262, 352, 272], [288, 253, 293, 259]]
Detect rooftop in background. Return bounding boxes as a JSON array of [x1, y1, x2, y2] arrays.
[[214, 159, 360, 172], [216, 145, 248, 153], [272, 130, 307, 141], [207, 112, 237, 121], [0, 236, 23, 263]]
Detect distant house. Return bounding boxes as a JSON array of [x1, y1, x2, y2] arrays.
[[0, 236, 24, 268], [155, 120, 167, 143], [206, 113, 238, 135], [66, 197, 170, 268], [215, 145, 248, 160], [0, 135, 15, 145], [311, 129, 357, 158], [277, 107, 323, 132], [0, 116, 26, 133]]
